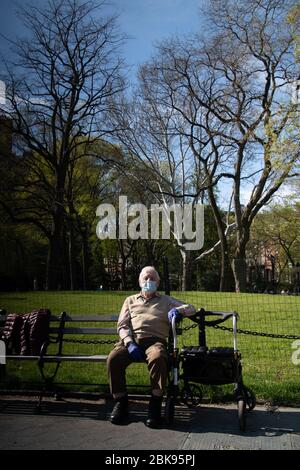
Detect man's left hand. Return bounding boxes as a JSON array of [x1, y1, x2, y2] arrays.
[[168, 308, 182, 324]]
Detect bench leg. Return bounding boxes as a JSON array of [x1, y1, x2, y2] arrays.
[[36, 377, 54, 412], [37, 361, 62, 410], [36, 390, 44, 412], [54, 391, 63, 401]]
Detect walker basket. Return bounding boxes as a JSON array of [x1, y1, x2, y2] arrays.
[[180, 346, 240, 385]]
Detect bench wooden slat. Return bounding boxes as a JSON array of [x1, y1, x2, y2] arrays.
[[49, 327, 117, 335], [49, 314, 119, 322], [0, 314, 118, 323]]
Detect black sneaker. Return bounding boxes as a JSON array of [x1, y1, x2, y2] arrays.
[[110, 396, 129, 425], [146, 395, 163, 428]]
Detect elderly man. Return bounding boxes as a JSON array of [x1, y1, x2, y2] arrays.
[[107, 266, 196, 428]]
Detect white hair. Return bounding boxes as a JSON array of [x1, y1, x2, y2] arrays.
[[139, 266, 160, 284]]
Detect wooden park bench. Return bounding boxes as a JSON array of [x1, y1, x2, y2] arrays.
[[0, 310, 119, 408]]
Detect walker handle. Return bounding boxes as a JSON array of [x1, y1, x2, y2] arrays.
[[172, 315, 178, 349]]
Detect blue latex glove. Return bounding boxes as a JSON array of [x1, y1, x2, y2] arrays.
[[127, 342, 145, 361], [168, 308, 182, 324]]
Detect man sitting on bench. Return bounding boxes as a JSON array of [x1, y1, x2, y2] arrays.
[[107, 266, 196, 428]]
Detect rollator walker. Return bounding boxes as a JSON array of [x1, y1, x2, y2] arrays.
[[165, 308, 256, 431]]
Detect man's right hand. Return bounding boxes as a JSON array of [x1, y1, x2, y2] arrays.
[[127, 342, 145, 361]]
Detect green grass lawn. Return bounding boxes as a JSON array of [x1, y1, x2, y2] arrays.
[[1, 290, 299, 405]]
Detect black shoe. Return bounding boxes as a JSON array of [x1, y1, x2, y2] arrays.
[[110, 396, 129, 425], [146, 395, 163, 428]]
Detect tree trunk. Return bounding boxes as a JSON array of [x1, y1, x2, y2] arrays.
[[46, 232, 65, 290], [207, 184, 235, 292], [81, 232, 88, 291], [219, 239, 235, 292], [45, 177, 67, 290], [232, 257, 247, 293], [232, 228, 250, 293], [181, 249, 192, 291], [68, 219, 75, 290], [120, 258, 126, 290]]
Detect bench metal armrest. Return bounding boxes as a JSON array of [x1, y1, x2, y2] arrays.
[[38, 339, 50, 368]]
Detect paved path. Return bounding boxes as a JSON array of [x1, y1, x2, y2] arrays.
[[0, 396, 299, 450]]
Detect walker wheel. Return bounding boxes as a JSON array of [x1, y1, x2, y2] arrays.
[[244, 387, 256, 411], [238, 398, 246, 431], [181, 384, 202, 408]]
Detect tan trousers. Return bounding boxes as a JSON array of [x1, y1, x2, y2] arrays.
[[107, 337, 168, 396]]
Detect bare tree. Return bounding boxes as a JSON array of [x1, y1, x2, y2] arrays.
[[203, 0, 300, 291], [109, 0, 299, 292], [0, 0, 125, 289], [108, 38, 239, 290], [108, 81, 210, 290]]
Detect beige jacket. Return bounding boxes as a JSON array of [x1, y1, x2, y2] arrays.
[[117, 292, 196, 346]]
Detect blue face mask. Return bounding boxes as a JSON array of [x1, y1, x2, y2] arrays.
[[142, 280, 157, 293]]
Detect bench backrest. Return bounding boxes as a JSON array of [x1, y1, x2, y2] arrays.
[[0, 312, 119, 338], [48, 314, 119, 336]]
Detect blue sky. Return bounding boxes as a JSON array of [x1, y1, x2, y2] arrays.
[[0, 0, 204, 78], [0, 0, 264, 208], [108, 0, 203, 70], [0, 1, 294, 207]]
